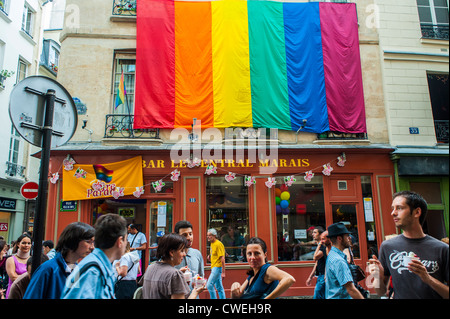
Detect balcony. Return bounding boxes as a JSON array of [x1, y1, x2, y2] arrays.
[[420, 23, 449, 40], [104, 114, 159, 139], [112, 0, 136, 16], [435, 120, 449, 144], [317, 131, 368, 140], [5, 161, 26, 179]]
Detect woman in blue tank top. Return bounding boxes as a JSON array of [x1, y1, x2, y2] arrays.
[[230, 237, 295, 299]]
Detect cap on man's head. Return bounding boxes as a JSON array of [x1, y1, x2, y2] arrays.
[[208, 228, 217, 236], [327, 222, 351, 238]]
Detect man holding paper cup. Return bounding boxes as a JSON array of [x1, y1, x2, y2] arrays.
[[369, 191, 449, 299]]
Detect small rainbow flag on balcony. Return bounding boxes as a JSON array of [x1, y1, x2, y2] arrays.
[[134, 0, 366, 134], [115, 69, 127, 109]]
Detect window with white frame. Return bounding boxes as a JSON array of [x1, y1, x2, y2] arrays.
[[417, 0, 449, 39], [8, 127, 21, 165], [0, 0, 9, 15], [49, 44, 59, 70], [112, 52, 136, 114], [22, 3, 35, 37], [16, 58, 27, 83], [6, 126, 26, 178]]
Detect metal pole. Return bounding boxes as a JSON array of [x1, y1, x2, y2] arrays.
[[31, 89, 55, 275]]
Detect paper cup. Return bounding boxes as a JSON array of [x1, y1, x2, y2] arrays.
[[403, 256, 419, 268], [184, 271, 192, 282], [194, 278, 207, 288]]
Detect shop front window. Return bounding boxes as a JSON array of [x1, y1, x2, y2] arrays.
[[275, 176, 325, 261], [332, 204, 360, 258], [206, 176, 249, 263]]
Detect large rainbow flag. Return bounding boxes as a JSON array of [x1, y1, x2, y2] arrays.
[[134, 0, 366, 134]]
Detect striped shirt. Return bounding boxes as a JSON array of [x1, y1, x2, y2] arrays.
[[325, 246, 354, 299]]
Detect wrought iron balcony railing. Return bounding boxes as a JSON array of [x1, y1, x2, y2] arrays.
[[435, 120, 449, 144], [104, 114, 160, 139], [5, 161, 26, 178], [420, 23, 449, 40], [317, 131, 368, 140], [112, 0, 136, 16]]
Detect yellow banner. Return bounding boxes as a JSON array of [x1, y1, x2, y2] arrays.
[[62, 156, 144, 201]]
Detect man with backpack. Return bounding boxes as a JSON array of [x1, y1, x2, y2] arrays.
[[62, 214, 128, 299]]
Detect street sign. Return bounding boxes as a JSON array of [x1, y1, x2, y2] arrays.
[[9, 76, 77, 275], [9, 76, 77, 148], [20, 182, 39, 200]]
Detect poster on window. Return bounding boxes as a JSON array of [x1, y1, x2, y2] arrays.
[[364, 197, 374, 222], [157, 202, 167, 227]]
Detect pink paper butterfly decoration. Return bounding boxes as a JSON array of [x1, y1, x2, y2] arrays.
[[186, 157, 201, 168], [170, 169, 180, 181], [284, 175, 296, 187], [205, 165, 217, 175], [50, 173, 59, 184], [244, 176, 256, 187], [265, 177, 276, 188], [74, 168, 87, 179], [133, 186, 144, 198], [304, 170, 314, 182], [152, 180, 165, 192], [337, 153, 346, 167], [63, 155, 76, 171], [225, 172, 236, 183], [322, 164, 333, 176], [112, 187, 124, 199]]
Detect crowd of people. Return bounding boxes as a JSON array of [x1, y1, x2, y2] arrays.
[[0, 190, 448, 299]]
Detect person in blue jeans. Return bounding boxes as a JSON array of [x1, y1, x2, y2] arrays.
[[306, 229, 330, 299], [206, 229, 226, 299]]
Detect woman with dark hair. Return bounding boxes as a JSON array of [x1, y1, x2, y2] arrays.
[[23, 222, 95, 299], [5, 234, 31, 298], [231, 237, 295, 299], [142, 233, 206, 299]]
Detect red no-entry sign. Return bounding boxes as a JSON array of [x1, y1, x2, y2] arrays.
[[20, 182, 39, 200]]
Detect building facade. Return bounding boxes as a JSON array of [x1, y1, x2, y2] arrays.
[[0, 0, 63, 243], [377, 0, 449, 238], [40, 0, 447, 298], [0, 0, 42, 243]]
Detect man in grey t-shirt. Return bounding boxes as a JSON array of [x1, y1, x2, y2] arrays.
[[370, 191, 449, 299], [174, 220, 205, 279], [377, 234, 448, 299]]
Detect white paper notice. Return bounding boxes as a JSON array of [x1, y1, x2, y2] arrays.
[[157, 201, 167, 227], [364, 197, 374, 222]]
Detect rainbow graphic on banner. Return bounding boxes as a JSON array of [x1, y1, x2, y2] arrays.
[[93, 165, 114, 183], [134, 0, 366, 134]]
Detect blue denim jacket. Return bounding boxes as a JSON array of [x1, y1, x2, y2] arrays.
[[62, 248, 116, 299]]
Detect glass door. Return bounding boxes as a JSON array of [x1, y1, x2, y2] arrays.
[[332, 204, 360, 259], [148, 200, 173, 262]]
